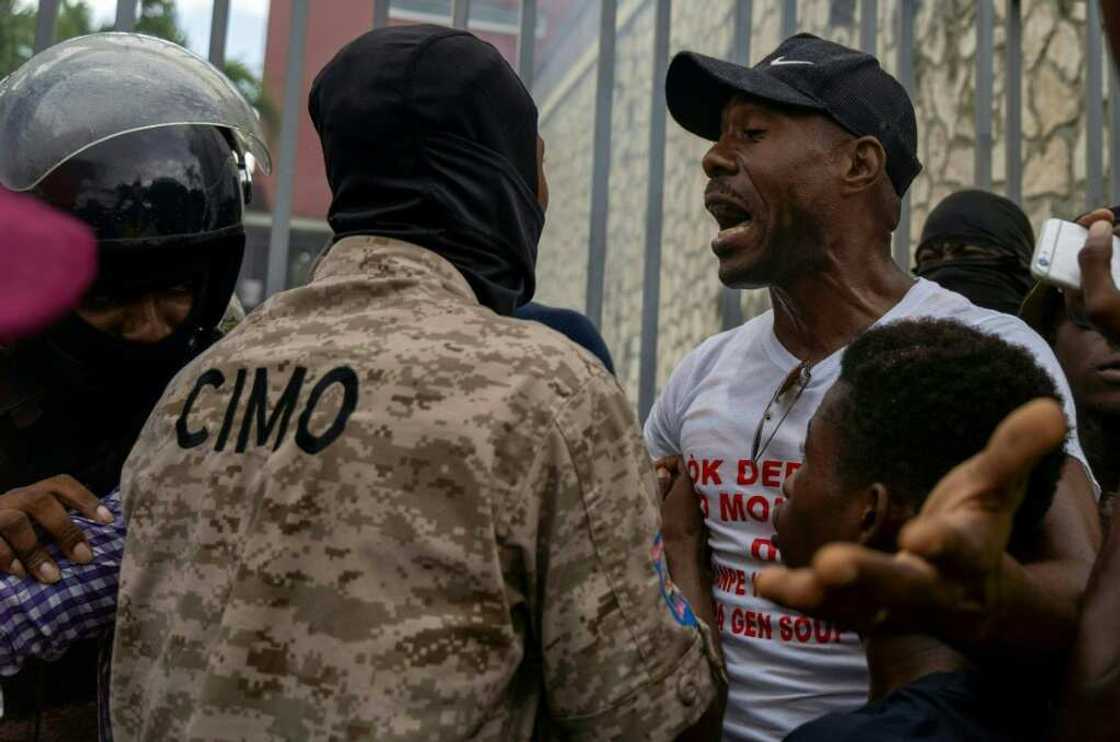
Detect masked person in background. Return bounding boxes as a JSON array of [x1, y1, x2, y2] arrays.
[[109, 25, 721, 741], [914, 190, 1036, 316], [0, 34, 268, 741]]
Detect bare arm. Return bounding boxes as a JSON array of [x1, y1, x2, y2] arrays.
[[658, 458, 720, 659], [659, 460, 724, 742], [958, 458, 1100, 661], [1054, 507, 1120, 740]]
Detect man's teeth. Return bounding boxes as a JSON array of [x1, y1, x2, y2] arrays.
[[717, 221, 752, 239]]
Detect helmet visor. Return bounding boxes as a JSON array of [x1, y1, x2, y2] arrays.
[[0, 33, 272, 192]]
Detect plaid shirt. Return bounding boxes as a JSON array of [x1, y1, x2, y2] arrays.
[[0, 489, 124, 678]]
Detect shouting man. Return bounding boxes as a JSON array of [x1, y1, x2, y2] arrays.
[[646, 34, 1099, 741]]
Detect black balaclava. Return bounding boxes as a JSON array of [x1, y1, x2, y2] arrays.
[[309, 25, 543, 316], [915, 189, 1035, 315]]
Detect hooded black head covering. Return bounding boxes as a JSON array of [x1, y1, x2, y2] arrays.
[[915, 190, 1036, 315], [309, 25, 543, 315]]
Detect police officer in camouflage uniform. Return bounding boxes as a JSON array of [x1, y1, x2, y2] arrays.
[[0, 33, 268, 740], [111, 25, 722, 740]]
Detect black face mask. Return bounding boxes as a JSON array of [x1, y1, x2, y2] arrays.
[[14, 237, 239, 417], [918, 189, 1036, 266], [915, 256, 1035, 316], [309, 25, 543, 316]]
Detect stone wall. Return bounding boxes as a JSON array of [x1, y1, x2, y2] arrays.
[[533, 0, 1106, 409]]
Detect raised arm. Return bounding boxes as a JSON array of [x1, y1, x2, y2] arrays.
[[756, 399, 1083, 663]]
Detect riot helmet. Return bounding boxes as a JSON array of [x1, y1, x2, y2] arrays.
[[0, 33, 271, 401]]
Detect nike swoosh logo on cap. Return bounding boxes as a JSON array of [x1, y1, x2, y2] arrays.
[[770, 56, 814, 66]]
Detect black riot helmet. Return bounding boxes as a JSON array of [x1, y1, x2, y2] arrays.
[[0, 33, 271, 401], [32, 124, 246, 341]]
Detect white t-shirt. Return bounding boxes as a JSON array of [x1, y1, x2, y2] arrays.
[[644, 279, 1094, 742]]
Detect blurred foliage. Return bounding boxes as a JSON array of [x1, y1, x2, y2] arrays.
[[129, 0, 188, 46], [0, 0, 93, 77], [222, 58, 278, 131], [0, 0, 274, 129]]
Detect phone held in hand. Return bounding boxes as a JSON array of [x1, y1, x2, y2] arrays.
[[1032, 218, 1120, 291]]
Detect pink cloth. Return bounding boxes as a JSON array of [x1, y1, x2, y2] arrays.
[[0, 189, 96, 342]]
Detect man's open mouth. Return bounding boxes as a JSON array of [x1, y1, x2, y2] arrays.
[[705, 195, 755, 250]]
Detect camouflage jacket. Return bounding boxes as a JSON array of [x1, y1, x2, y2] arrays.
[[110, 237, 720, 741]]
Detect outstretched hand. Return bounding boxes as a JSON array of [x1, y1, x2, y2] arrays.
[[756, 399, 1067, 638]]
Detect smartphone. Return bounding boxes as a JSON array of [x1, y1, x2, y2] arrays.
[[1031, 218, 1120, 291]]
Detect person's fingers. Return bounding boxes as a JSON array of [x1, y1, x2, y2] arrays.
[[915, 399, 1066, 518], [812, 543, 942, 601], [963, 398, 1066, 504], [653, 456, 680, 475], [1078, 221, 1120, 343], [39, 475, 113, 525], [815, 545, 960, 633], [900, 399, 1065, 564], [760, 546, 948, 634], [1075, 208, 1115, 228], [896, 514, 1002, 582], [21, 489, 93, 565], [0, 510, 59, 584], [0, 539, 24, 578], [656, 466, 673, 500], [654, 456, 681, 500], [755, 566, 826, 612]]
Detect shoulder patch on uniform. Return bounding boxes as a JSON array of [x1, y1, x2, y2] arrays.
[[651, 531, 698, 627]]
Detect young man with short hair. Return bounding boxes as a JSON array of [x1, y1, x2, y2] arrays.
[[773, 317, 1065, 740]]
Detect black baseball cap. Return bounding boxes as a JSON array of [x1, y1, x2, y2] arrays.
[[666, 33, 922, 197]]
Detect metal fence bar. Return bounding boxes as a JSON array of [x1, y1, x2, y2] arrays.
[[1088, 0, 1105, 209], [265, 0, 310, 298], [1111, 58, 1120, 202], [782, 0, 797, 39], [894, 0, 915, 271], [1007, 0, 1022, 204], [975, 0, 994, 189], [732, 0, 752, 64], [720, 0, 752, 331], [585, 0, 617, 330], [517, 0, 537, 87], [452, 0, 470, 29], [34, 0, 60, 53], [114, 0, 136, 31], [208, 0, 231, 68], [373, 0, 390, 28], [860, 0, 877, 55], [638, 0, 672, 423]]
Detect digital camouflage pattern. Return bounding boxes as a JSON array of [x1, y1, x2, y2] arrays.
[[111, 237, 721, 740]]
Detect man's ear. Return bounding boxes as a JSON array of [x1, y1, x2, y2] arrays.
[[856, 482, 906, 548], [840, 136, 888, 194]]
